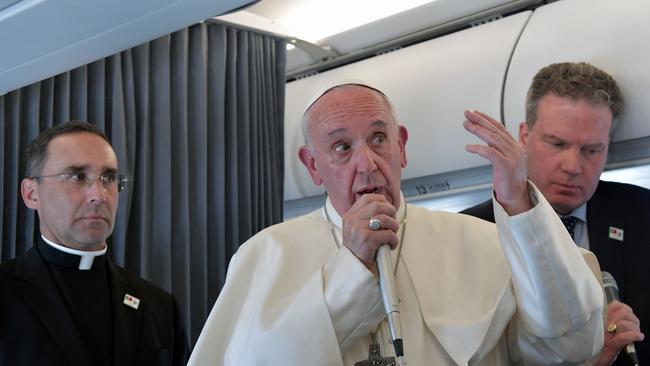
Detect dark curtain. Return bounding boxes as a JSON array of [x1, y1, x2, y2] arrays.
[[0, 21, 286, 344]]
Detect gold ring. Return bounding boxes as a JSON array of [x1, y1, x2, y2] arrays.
[[607, 323, 618, 335]]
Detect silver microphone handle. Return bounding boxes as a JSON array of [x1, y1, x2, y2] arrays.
[[377, 244, 404, 357]]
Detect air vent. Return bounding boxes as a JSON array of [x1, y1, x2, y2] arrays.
[[470, 15, 503, 27]]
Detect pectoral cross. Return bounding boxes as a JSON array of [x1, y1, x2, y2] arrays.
[[354, 333, 396, 366]]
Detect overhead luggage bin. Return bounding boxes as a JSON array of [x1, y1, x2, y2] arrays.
[[503, 0, 650, 143], [0, 0, 257, 95], [284, 12, 531, 201]]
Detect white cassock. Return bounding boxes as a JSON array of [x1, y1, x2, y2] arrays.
[[189, 184, 604, 365]]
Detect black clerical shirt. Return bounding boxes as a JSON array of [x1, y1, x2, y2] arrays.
[[37, 239, 114, 366]]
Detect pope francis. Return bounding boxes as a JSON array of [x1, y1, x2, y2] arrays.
[[188, 83, 605, 365]]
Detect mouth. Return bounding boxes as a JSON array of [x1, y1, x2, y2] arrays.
[[357, 186, 382, 195], [78, 215, 109, 224], [82, 216, 106, 221], [553, 182, 582, 193], [355, 186, 393, 205]]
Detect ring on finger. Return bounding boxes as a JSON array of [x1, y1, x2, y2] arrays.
[[607, 323, 618, 335], [369, 218, 381, 231]]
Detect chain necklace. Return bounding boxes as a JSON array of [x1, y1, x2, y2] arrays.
[[324, 202, 408, 276]]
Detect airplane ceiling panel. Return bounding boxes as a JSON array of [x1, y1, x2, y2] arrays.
[[0, 0, 257, 95], [504, 0, 650, 143]]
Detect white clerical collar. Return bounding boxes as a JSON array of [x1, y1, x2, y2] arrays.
[[41, 235, 107, 270], [324, 192, 407, 229], [562, 202, 587, 222]]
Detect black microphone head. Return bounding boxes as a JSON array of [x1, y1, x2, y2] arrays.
[[601, 271, 619, 291]]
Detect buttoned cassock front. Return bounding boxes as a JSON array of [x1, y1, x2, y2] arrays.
[[189, 185, 604, 365]]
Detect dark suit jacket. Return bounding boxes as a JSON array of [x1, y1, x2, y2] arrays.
[[461, 180, 650, 363], [0, 240, 189, 366]]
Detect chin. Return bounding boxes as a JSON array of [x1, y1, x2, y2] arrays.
[[550, 200, 581, 215]]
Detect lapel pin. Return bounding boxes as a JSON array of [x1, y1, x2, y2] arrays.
[[608, 227, 624, 242], [123, 293, 141, 310]]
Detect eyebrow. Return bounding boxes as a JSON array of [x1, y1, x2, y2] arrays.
[[326, 120, 388, 138], [61, 165, 118, 174], [543, 134, 606, 148]]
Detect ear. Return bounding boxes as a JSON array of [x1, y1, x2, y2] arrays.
[[21, 178, 40, 210], [518, 122, 529, 147], [298, 145, 323, 186], [398, 125, 409, 168]]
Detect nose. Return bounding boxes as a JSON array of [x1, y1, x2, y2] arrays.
[[354, 144, 378, 174], [561, 148, 583, 175], [86, 177, 108, 204]]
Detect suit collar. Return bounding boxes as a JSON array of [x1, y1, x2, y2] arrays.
[[107, 260, 143, 366], [563, 202, 587, 222], [587, 180, 625, 293], [14, 241, 146, 366], [14, 244, 93, 366]]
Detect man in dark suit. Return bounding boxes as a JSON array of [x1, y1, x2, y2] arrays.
[[462, 62, 648, 365], [0, 121, 189, 365]]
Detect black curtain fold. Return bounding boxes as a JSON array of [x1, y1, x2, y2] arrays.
[[1, 21, 286, 344]]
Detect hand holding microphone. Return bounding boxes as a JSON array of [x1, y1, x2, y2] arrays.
[[341, 194, 399, 275], [601, 272, 644, 366], [341, 193, 404, 358]]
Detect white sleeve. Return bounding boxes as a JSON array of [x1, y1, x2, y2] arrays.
[[188, 236, 384, 366], [323, 246, 385, 350], [494, 182, 604, 364]]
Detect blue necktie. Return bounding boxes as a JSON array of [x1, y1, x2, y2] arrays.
[[561, 216, 579, 240]]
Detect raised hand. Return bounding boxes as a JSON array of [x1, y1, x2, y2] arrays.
[[463, 110, 532, 215]]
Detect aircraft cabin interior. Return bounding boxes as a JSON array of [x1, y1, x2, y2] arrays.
[[1, 0, 649, 358]]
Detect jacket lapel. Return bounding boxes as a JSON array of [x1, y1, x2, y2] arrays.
[[108, 260, 143, 366], [14, 247, 92, 366], [587, 181, 626, 294]]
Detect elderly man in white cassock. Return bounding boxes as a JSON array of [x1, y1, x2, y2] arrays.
[[189, 83, 605, 365]]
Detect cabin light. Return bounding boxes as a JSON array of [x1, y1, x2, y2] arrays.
[[275, 0, 433, 42], [286, 43, 295, 50]]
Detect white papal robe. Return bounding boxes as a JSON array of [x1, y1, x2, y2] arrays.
[[189, 184, 604, 365]]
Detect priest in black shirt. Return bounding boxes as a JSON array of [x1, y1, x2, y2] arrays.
[[0, 121, 189, 365]]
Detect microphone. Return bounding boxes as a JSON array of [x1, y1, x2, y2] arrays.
[[376, 244, 404, 358], [601, 271, 639, 366]]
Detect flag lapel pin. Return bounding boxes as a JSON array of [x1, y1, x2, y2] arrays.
[[608, 227, 624, 242], [123, 293, 141, 310]]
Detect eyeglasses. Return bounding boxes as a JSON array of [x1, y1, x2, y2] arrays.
[[30, 171, 129, 192]]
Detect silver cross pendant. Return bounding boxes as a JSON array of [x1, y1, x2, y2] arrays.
[[354, 333, 396, 366]]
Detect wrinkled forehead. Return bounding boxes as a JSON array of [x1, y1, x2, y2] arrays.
[[307, 85, 394, 127]]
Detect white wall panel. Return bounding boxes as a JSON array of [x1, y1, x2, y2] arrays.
[[284, 12, 531, 200], [503, 0, 650, 142]]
